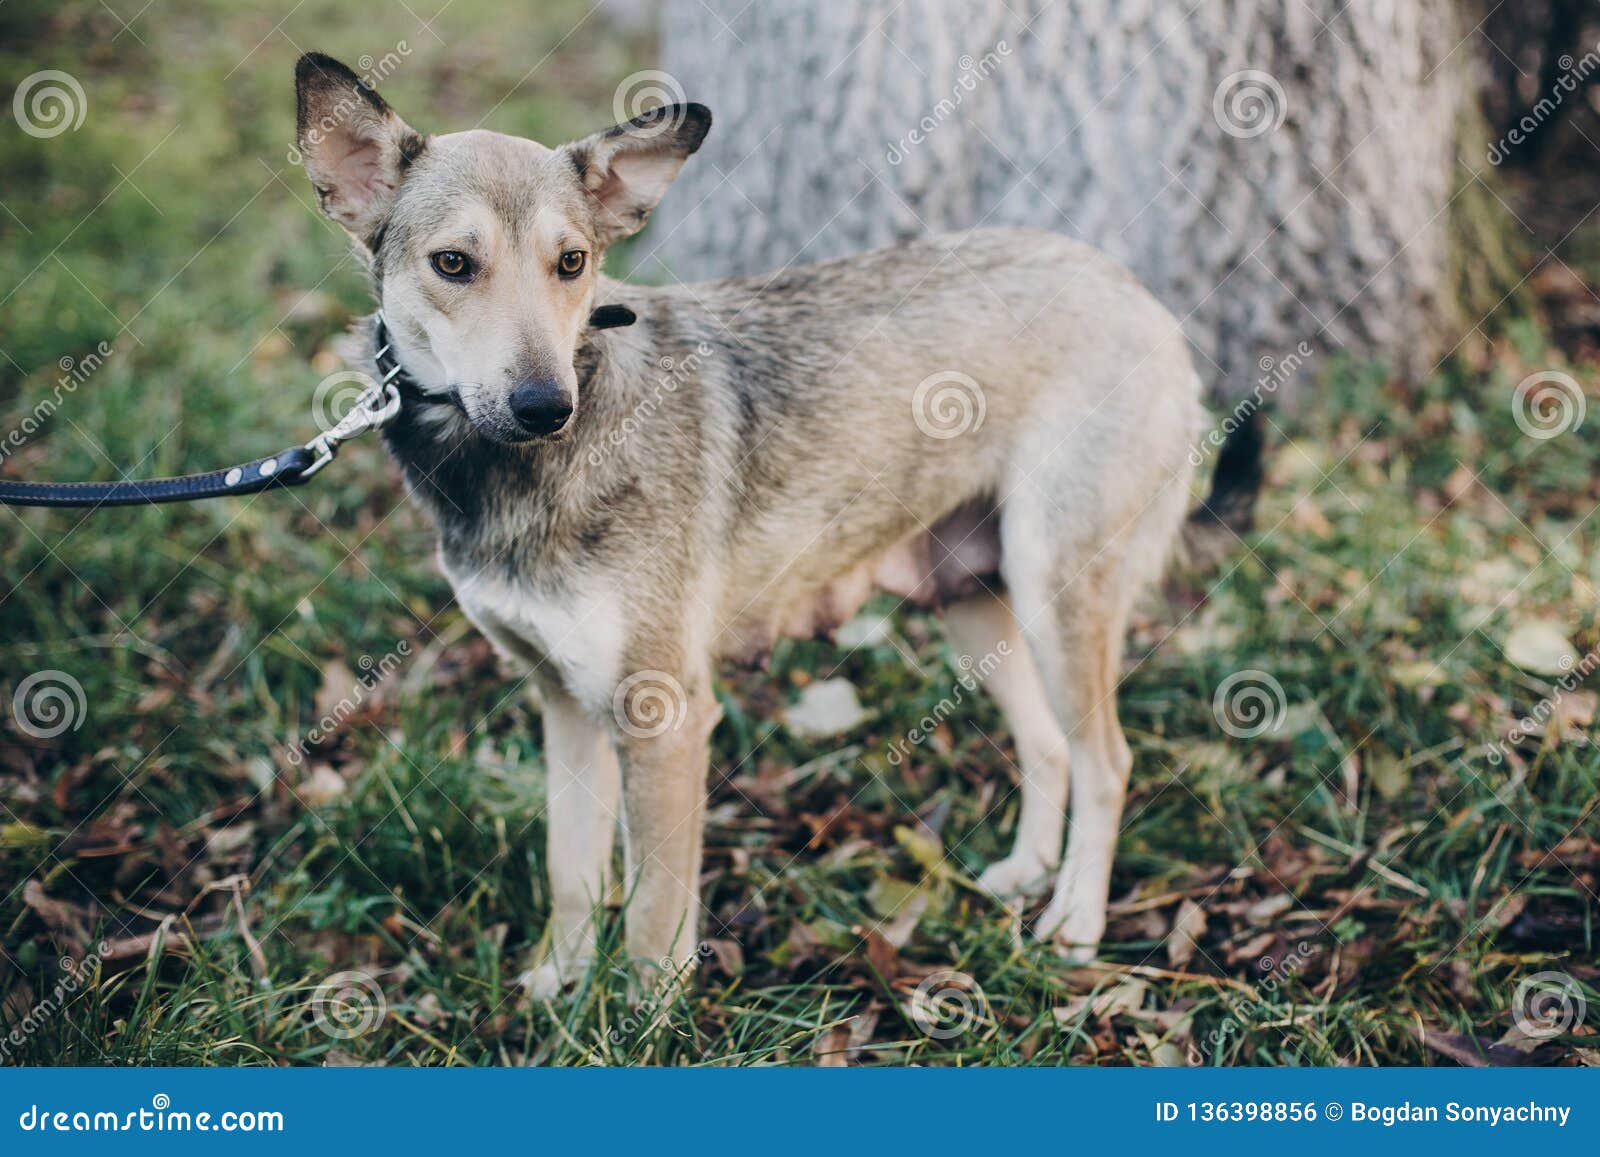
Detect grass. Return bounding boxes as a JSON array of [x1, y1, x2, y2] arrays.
[[1, 0, 1598, 1067]]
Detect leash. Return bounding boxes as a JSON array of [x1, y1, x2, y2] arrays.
[[0, 305, 636, 510]]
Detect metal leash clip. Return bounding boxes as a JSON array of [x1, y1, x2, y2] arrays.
[[300, 377, 403, 479]]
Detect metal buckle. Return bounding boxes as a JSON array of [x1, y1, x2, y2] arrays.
[[299, 379, 402, 479]]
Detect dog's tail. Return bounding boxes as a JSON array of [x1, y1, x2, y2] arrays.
[[1179, 409, 1265, 568]]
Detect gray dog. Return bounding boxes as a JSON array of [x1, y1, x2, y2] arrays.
[[294, 53, 1259, 996]]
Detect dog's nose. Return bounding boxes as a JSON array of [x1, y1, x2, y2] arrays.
[[507, 376, 573, 435]]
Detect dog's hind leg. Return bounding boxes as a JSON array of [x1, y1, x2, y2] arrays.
[[521, 684, 621, 999], [942, 592, 1070, 900], [1003, 496, 1140, 963]]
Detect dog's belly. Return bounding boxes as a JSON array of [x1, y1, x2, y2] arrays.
[[719, 496, 1001, 665]]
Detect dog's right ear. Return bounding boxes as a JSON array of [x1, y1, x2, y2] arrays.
[[294, 52, 424, 244]]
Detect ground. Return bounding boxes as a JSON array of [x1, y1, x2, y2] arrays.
[[1, 0, 1597, 1066]]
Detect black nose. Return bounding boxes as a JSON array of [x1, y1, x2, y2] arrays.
[[507, 377, 573, 435]]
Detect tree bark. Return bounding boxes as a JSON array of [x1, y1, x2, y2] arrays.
[[650, 0, 1467, 397]]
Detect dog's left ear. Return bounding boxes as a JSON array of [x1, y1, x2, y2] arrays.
[[563, 104, 711, 245], [294, 52, 424, 244]]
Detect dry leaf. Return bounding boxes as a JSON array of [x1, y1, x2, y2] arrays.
[[1503, 620, 1577, 677], [1166, 899, 1207, 968]]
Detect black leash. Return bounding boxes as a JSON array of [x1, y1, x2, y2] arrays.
[[0, 305, 635, 510]]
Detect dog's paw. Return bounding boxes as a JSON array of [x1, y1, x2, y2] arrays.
[[1033, 900, 1104, 965], [518, 957, 588, 1001], [976, 854, 1055, 902]]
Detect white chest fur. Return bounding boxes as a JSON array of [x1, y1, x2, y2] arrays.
[[443, 558, 627, 714]]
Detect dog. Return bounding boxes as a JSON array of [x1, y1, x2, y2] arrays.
[[293, 52, 1260, 997]]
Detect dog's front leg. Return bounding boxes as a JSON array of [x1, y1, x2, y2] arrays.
[[614, 668, 720, 983], [522, 683, 621, 999]]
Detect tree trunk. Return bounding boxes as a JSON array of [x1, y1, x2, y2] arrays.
[[650, 0, 1468, 397]]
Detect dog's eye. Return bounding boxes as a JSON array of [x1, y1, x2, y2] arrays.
[[558, 250, 587, 279], [430, 251, 473, 281]]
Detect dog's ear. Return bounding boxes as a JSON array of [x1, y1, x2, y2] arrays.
[[562, 104, 711, 245], [294, 52, 424, 243]]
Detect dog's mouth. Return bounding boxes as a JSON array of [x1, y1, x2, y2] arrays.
[[449, 387, 573, 445]]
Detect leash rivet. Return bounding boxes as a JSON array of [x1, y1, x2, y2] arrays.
[[260, 458, 278, 477], [225, 467, 243, 486]]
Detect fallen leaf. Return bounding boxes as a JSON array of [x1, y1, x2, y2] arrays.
[[783, 678, 870, 739], [1166, 899, 1207, 968], [1503, 620, 1577, 677], [1055, 978, 1149, 1025], [299, 764, 347, 807]]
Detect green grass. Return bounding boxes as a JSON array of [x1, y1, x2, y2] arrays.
[[2, 1, 1597, 1067]]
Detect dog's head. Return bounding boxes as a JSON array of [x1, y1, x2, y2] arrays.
[[293, 52, 709, 443]]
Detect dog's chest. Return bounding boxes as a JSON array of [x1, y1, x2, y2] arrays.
[[442, 558, 626, 712]]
